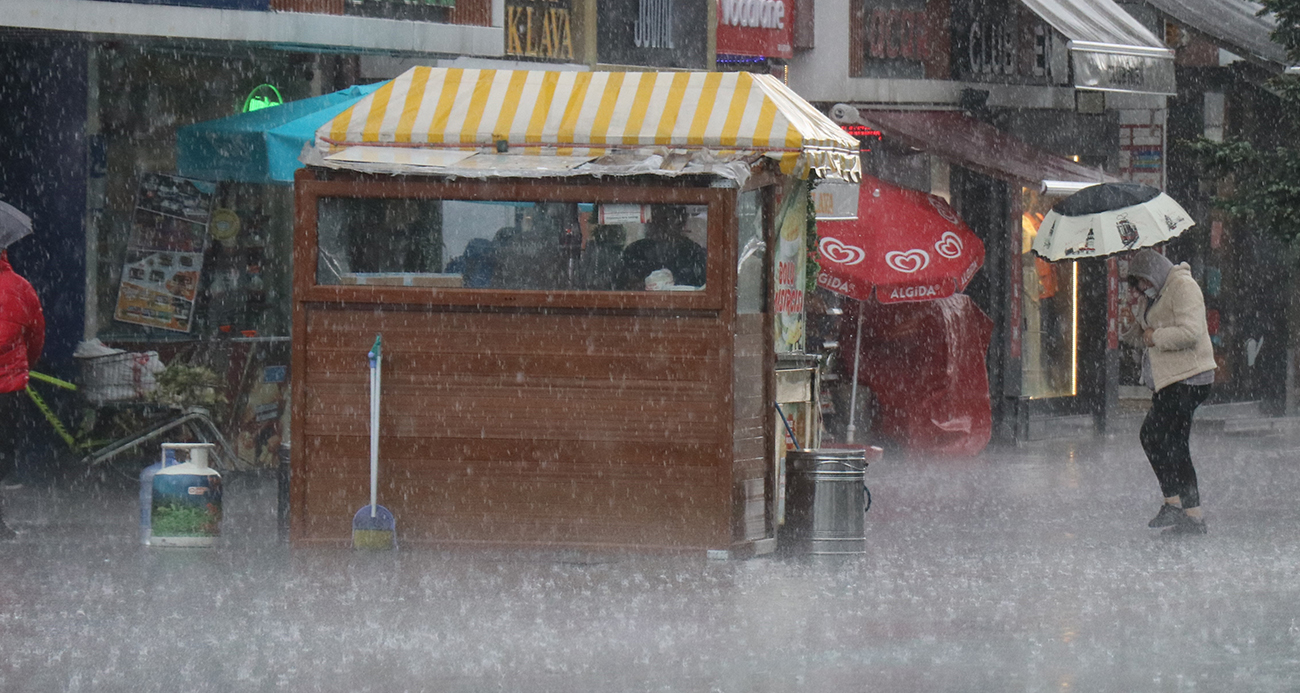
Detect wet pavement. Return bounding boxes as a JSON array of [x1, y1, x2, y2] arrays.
[[3, 428, 1300, 692]]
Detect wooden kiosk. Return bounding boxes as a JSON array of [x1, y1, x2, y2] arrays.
[[290, 68, 859, 554]]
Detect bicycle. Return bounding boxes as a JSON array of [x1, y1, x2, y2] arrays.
[[25, 353, 241, 473]]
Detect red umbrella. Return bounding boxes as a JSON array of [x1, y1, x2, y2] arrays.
[[816, 174, 984, 303], [814, 175, 985, 443]]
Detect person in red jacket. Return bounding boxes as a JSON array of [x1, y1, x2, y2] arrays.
[[0, 248, 45, 539]]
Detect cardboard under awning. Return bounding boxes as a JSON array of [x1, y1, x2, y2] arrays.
[[1019, 0, 1176, 95], [856, 110, 1116, 188]]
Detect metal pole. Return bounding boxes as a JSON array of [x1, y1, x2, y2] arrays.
[[846, 303, 865, 444]]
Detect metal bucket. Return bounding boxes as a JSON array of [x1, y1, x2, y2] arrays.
[[780, 448, 868, 555]]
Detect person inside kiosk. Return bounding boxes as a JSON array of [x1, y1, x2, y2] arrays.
[[616, 205, 706, 291], [317, 198, 707, 292]]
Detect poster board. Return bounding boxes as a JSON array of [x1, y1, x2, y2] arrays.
[[773, 179, 808, 353], [114, 173, 215, 332]]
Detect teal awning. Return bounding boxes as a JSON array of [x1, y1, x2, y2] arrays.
[[177, 83, 383, 184]]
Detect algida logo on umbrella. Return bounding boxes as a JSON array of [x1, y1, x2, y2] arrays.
[[819, 237, 866, 265], [885, 249, 930, 274], [934, 231, 963, 259]]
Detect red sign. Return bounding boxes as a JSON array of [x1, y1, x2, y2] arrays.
[[866, 8, 932, 61], [850, 0, 949, 79], [716, 0, 795, 59]]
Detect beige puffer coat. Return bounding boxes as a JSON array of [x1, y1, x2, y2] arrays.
[[1141, 263, 1217, 391]]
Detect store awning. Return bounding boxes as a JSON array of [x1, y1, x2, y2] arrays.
[[1141, 0, 1290, 66], [855, 109, 1116, 188], [177, 83, 383, 184], [312, 67, 862, 183], [1019, 0, 1176, 95]]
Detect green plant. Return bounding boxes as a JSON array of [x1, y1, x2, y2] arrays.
[[1187, 0, 1300, 243], [806, 184, 821, 295], [1188, 136, 1300, 242]]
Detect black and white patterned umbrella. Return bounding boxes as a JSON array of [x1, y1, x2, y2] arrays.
[[1031, 183, 1194, 261]]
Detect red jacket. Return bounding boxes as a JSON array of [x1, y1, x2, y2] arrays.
[[0, 251, 45, 393]]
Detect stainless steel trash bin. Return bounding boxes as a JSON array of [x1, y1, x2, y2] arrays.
[[780, 448, 869, 555]]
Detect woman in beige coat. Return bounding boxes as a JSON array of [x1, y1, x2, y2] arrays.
[[1125, 248, 1217, 535]]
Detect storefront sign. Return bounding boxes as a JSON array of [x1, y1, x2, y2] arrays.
[[1119, 120, 1164, 192], [811, 180, 859, 221], [773, 180, 808, 353], [242, 84, 283, 113], [1072, 45, 1175, 96], [636, 0, 674, 48], [505, 0, 575, 60], [114, 173, 214, 333], [951, 0, 1065, 86], [97, 0, 269, 9], [716, 0, 794, 59], [867, 7, 930, 60], [598, 203, 651, 224], [597, 0, 707, 68], [850, 0, 948, 79]]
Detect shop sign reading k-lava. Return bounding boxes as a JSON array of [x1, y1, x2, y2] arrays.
[[505, 0, 575, 60]]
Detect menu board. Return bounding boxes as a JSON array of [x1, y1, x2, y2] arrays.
[[114, 173, 215, 332]]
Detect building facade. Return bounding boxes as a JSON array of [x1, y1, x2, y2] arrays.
[[788, 0, 1178, 444]]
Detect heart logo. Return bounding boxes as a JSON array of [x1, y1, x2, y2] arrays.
[[927, 196, 961, 225], [934, 231, 963, 259], [819, 237, 867, 266], [885, 249, 930, 274]]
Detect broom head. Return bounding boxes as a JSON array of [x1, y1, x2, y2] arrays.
[[352, 504, 396, 550]]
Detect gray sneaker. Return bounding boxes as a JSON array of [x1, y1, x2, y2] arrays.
[[1148, 503, 1185, 528], [1163, 515, 1208, 536]]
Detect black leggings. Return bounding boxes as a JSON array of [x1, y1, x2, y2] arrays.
[[0, 389, 22, 481], [1140, 383, 1211, 508]]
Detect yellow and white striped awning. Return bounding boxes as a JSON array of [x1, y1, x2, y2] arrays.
[[314, 67, 861, 183]]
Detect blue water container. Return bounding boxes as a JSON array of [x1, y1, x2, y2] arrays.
[[139, 447, 178, 545], [150, 443, 223, 548]]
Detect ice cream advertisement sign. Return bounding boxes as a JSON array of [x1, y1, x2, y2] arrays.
[[773, 179, 808, 353], [716, 0, 794, 59]]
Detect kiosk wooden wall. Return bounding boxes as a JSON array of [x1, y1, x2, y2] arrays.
[[290, 172, 774, 552]]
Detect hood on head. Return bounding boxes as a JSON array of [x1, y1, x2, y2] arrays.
[[1126, 248, 1173, 291]]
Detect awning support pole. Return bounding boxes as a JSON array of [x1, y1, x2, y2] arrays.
[[846, 303, 865, 445]]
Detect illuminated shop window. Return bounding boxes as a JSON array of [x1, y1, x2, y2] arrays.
[[1021, 187, 1078, 399]]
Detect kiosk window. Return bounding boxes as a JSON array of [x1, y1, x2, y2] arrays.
[[317, 198, 708, 291]]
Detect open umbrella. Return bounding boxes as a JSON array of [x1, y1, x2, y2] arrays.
[[816, 175, 985, 442], [817, 175, 984, 304], [176, 83, 383, 184], [1031, 182, 1194, 261], [0, 200, 32, 250]]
